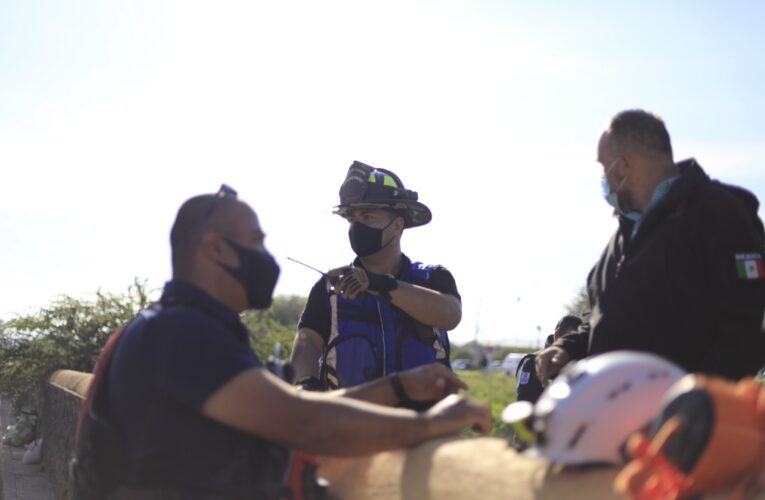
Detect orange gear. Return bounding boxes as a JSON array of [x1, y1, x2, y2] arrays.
[[615, 375, 765, 499]]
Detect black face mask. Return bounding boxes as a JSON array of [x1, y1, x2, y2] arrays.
[[220, 238, 280, 309], [348, 218, 395, 257]]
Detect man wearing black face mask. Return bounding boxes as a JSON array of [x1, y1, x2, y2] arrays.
[[101, 186, 488, 499], [291, 162, 462, 399]]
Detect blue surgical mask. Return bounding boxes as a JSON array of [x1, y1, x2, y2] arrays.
[[601, 158, 627, 212], [602, 175, 641, 220], [601, 175, 621, 211]]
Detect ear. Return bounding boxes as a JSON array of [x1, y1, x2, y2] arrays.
[[200, 232, 238, 266]]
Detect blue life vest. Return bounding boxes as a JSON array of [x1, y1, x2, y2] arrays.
[[319, 260, 451, 389]]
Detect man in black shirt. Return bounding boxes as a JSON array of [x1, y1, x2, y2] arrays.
[[536, 110, 765, 383], [290, 162, 462, 391], [105, 185, 489, 498]]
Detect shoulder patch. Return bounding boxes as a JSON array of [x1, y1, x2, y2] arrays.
[[518, 371, 531, 385], [735, 252, 765, 280]]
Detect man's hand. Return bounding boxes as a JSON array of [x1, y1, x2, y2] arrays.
[[425, 394, 492, 435], [398, 363, 468, 402], [535, 346, 570, 387], [333, 266, 397, 300], [326, 265, 352, 286]]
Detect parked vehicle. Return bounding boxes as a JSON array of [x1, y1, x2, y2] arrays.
[[501, 353, 527, 376], [486, 360, 503, 372], [452, 358, 477, 370]]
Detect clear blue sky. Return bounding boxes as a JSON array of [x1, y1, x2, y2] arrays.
[[2, 1, 764, 346]]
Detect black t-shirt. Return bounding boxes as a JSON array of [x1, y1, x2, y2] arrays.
[[107, 280, 270, 497], [298, 255, 461, 344]]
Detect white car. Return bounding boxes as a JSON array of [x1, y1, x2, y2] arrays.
[[501, 353, 528, 376], [452, 358, 476, 370]]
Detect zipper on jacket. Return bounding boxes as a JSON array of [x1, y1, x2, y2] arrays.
[[615, 254, 626, 279], [376, 297, 387, 376]]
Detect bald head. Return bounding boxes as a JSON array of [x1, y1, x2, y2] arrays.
[[605, 109, 673, 160], [598, 110, 679, 213], [170, 194, 257, 275]]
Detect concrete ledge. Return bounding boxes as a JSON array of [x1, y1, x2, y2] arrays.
[[319, 437, 622, 500], [35, 371, 765, 500], [318, 436, 765, 500], [48, 371, 92, 400], [41, 370, 91, 500]]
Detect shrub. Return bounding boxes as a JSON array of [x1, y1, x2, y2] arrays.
[[0, 283, 307, 405], [242, 294, 306, 362], [0, 280, 153, 405]]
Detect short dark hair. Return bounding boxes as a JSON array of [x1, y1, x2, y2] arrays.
[[555, 314, 583, 333], [170, 194, 239, 273], [608, 109, 673, 157], [170, 195, 214, 273]]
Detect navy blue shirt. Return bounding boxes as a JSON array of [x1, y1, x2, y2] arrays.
[[107, 280, 272, 497]]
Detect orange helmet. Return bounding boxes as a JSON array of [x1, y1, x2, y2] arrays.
[[615, 375, 765, 499]]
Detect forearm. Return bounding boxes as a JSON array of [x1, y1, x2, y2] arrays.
[[290, 392, 430, 455], [205, 368, 440, 456], [332, 375, 398, 406], [289, 329, 324, 382], [389, 281, 462, 330], [206, 368, 490, 457]]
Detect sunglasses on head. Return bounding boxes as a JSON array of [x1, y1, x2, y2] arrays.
[[203, 184, 238, 225]]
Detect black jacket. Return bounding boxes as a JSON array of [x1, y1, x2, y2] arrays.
[[515, 354, 545, 403], [558, 159, 765, 379]]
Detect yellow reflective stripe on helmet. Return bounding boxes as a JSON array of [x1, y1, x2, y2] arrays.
[[368, 171, 399, 188]]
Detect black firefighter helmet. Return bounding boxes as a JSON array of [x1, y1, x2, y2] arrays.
[[333, 161, 432, 228]]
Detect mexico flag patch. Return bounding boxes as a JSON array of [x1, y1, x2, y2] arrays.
[[735, 253, 765, 280]]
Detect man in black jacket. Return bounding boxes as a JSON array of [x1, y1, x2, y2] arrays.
[[516, 315, 582, 403], [537, 110, 765, 383]]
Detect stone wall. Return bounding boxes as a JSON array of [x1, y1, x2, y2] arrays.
[[42, 370, 92, 500]]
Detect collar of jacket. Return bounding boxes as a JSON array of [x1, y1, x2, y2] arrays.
[[160, 279, 251, 342], [617, 158, 708, 244]]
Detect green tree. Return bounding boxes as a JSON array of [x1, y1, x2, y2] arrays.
[[566, 286, 590, 316], [241, 295, 307, 362], [449, 344, 475, 362], [0, 280, 153, 405], [266, 295, 306, 327], [492, 345, 535, 360], [0, 280, 307, 405]]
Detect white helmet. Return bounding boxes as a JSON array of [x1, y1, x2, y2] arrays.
[[502, 351, 685, 465]]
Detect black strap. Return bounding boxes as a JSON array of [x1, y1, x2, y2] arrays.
[[296, 376, 323, 392], [388, 373, 412, 406]]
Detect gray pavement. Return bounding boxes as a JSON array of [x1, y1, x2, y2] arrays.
[[0, 399, 55, 500]]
